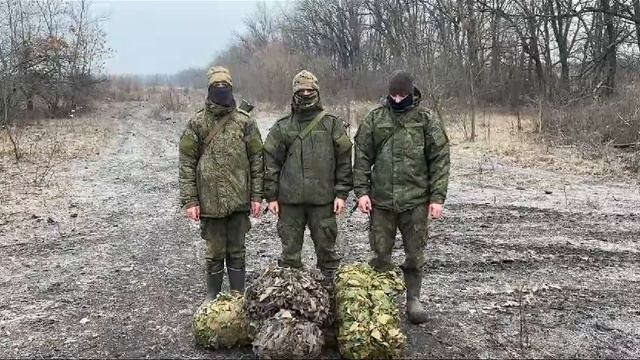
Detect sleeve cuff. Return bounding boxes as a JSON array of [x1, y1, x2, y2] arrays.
[[429, 196, 445, 204], [183, 201, 200, 209], [251, 196, 262, 202], [335, 192, 349, 200]]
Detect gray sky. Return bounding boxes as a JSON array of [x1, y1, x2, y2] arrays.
[[94, 0, 278, 75]]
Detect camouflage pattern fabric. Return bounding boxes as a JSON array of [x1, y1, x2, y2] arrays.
[[292, 70, 320, 93], [263, 111, 352, 204], [179, 101, 264, 218], [334, 263, 406, 359], [200, 211, 251, 273], [207, 66, 233, 87], [245, 265, 330, 325], [368, 206, 427, 273], [251, 309, 324, 359], [277, 204, 341, 272], [192, 291, 251, 349], [353, 87, 450, 211]]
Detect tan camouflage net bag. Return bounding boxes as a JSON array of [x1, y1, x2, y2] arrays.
[[251, 309, 324, 359], [245, 265, 330, 324]]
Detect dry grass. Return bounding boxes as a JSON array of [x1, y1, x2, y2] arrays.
[[0, 104, 117, 241], [446, 109, 639, 184]]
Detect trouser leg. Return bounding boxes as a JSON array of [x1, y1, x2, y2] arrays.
[[398, 205, 429, 324], [226, 211, 250, 292], [368, 207, 398, 272], [277, 204, 306, 269], [398, 205, 427, 273], [307, 203, 341, 274], [200, 217, 227, 300]]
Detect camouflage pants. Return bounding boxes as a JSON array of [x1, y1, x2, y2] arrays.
[[368, 205, 427, 273], [200, 212, 251, 273], [277, 204, 341, 272]]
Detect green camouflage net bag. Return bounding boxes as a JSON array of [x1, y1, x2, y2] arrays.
[[245, 265, 330, 325], [192, 292, 251, 349], [335, 263, 407, 359], [252, 309, 324, 359]]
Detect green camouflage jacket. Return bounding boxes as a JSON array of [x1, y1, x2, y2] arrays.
[[263, 110, 353, 205], [179, 101, 264, 218], [353, 88, 450, 212]]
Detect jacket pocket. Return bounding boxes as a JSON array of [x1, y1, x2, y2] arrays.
[[319, 216, 338, 242], [404, 122, 425, 158]]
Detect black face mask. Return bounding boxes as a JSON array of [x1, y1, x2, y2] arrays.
[[207, 86, 236, 108], [387, 94, 413, 112]]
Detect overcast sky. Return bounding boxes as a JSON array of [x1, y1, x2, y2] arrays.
[[93, 1, 284, 75]]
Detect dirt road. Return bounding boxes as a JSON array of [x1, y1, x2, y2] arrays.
[[1, 101, 639, 358]]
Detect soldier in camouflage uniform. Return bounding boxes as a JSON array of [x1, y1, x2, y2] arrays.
[[179, 66, 264, 300], [263, 70, 353, 282], [353, 70, 450, 324]]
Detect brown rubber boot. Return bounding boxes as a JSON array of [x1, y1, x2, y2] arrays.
[[205, 270, 224, 301], [404, 270, 429, 324]]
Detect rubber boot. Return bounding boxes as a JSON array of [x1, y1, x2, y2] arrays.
[[320, 269, 338, 350], [227, 267, 245, 293], [404, 271, 429, 324], [320, 269, 336, 292], [205, 270, 224, 301]]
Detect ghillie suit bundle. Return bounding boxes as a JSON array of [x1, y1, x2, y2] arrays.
[[192, 292, 251, 349], [335, 263, 407, 359], [251, 309, 324, 359], [246, 265, 330, 358], [245, 265, 330, 325]]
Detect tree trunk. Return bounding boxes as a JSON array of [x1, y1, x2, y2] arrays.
[[600, 0, 617, 96], [634, 0, 640, 53]]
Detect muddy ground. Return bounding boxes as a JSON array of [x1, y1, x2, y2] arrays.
[[1, 100, 639, 358]]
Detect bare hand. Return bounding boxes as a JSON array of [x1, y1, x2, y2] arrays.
[[334, 198, 346, 216], [268, 201, 279, 216], [186, 205, 200, 221], [358, 195, 372, 215], [251, 201, 262, 218], [428, 203, 444, 220]]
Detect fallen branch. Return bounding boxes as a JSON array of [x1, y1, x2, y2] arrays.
[[611, 142, 639, 149]]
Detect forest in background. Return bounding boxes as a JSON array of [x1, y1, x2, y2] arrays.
[[2, 0, 639, 169], [144, 0, 640, 156]]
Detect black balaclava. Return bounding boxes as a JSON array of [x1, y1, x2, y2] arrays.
[[207, 85, 236, 108], [387, 94, 414, 112], [387, 70, 414, 112]]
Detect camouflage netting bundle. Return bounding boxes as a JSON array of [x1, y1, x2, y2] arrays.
[[335, 263, 407, 359], [245, 265, 330, 324], [251, 309, 324, 359], [192, 292, 251, 349]]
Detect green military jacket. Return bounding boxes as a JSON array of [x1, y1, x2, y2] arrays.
[[353, 88, 450, 212], [179, 101, 264, 218], [263, 110, 353, 205]]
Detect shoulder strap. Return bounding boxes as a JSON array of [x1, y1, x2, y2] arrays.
[[284, 111, 326, 159], [297, 111, 327, 140], [374, 115, 402, 159], [200, 112, 233, 156]]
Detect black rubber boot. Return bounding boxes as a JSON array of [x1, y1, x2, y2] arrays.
[[227, 267, 245, 293], [320, 269, 338, 350], [404, 270, 428, 324], [205, 270, 224, 301]]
